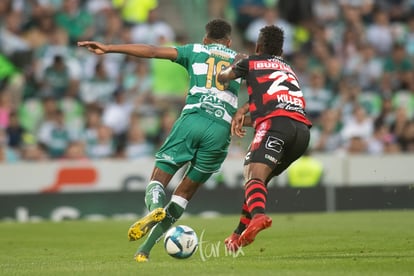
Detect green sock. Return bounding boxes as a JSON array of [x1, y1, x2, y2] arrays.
[[145, 181, 166, 211], [137, 195, 188, 256]]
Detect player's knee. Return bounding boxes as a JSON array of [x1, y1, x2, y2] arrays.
[[187, 166, 213, 184], [155, 161, 180, 176]]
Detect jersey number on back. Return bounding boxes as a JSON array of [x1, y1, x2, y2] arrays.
[[266, 71, 303, 97], [205, 57, 230, 91]]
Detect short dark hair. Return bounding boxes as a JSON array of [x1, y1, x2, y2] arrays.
[[205, 19, 232, 41], [258, 25, 284, 56]]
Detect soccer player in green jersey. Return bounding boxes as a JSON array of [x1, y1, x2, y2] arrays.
[[78, 19, 241, 262]]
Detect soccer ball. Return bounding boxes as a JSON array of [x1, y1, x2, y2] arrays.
[[164, 225, 198, 259]]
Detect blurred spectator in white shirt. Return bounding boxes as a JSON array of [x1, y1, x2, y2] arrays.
[[37, 109, 73, 159], [33, 27, 82, 92], [40, 55, 72, 99], [131, 8, 175, 45], [301, 69, 333, 123], [367, 119, 395, 154], [86, 124, 115, 159], [344, 43, 383, 91], [290, 52, 311, 87], [102, 88, 134, 138], [84, 10, 126, 80], [341, 105, 373, 144], [330, 78, 360, 123], [86, 0, 112, 14], [339, 0, 374, 22], [62, 140, 88, 160], [310, 108, 343, 153], [312, 0, 340, 25], [81, 106, 102, 146], [121, 57, 153, 107], [245, 7, 294, 56], [403, 14, 414, 57], [79, 61, 117, 107], [366, 9, 394, 56], [124, 124, 153, 160], [0, 12, 30, 57]]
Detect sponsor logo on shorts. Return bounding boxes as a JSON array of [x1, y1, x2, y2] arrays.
[[265, 154, 277, 164], [265, 136, 284, 153], [245, 152, 251, 161], [161, 153, 174, 161], [252, 129, 266, 145]]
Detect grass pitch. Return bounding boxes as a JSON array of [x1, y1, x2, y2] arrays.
[[0, 210, 413, 276]]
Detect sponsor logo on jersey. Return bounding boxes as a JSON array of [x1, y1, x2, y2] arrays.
[[265, 136, 284, 153], [210, 50, 231, 60], [253, 61, 295, 75], [276, 94, 304, 107]]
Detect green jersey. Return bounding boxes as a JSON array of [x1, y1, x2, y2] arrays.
[[174, 43, 241, 126]]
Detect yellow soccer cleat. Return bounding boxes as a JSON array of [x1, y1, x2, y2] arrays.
[[134, 252, 149, 263], [128, 208, 166, 241]]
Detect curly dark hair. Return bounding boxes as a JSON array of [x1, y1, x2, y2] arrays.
[[258, 25, 284, 56], [205, 19, 232, 40]]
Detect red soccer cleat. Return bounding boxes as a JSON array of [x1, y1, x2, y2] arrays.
[[224, 232, 242, 252], [239, 214, 272, 247]]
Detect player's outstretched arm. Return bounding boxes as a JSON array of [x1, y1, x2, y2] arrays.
[[218, 66, 237, 83], [218, 53, 248, 83], [77, 41, 178, 60], [231, 102, 251, 137]]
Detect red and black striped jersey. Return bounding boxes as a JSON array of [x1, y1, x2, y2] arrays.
[[232, 55, 312, 128]]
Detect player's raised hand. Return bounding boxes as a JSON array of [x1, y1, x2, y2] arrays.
[[77, 41, 108, 55]]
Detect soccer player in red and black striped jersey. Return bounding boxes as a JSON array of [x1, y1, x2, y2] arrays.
[[218, 25, 312, 251]]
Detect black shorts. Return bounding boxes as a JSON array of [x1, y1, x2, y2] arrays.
[[244, 116, 310, 181]]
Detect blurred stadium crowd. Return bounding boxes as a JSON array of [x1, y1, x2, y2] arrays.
[[0, 0, 414, 163]]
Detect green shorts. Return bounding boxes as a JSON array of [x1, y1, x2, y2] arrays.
[[155, 111, 231, 183]]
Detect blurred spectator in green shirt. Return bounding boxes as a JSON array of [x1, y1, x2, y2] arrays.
[[55, 0, 94, 44], [151, 35, 189, 109], [382, 43, 414, 92]]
